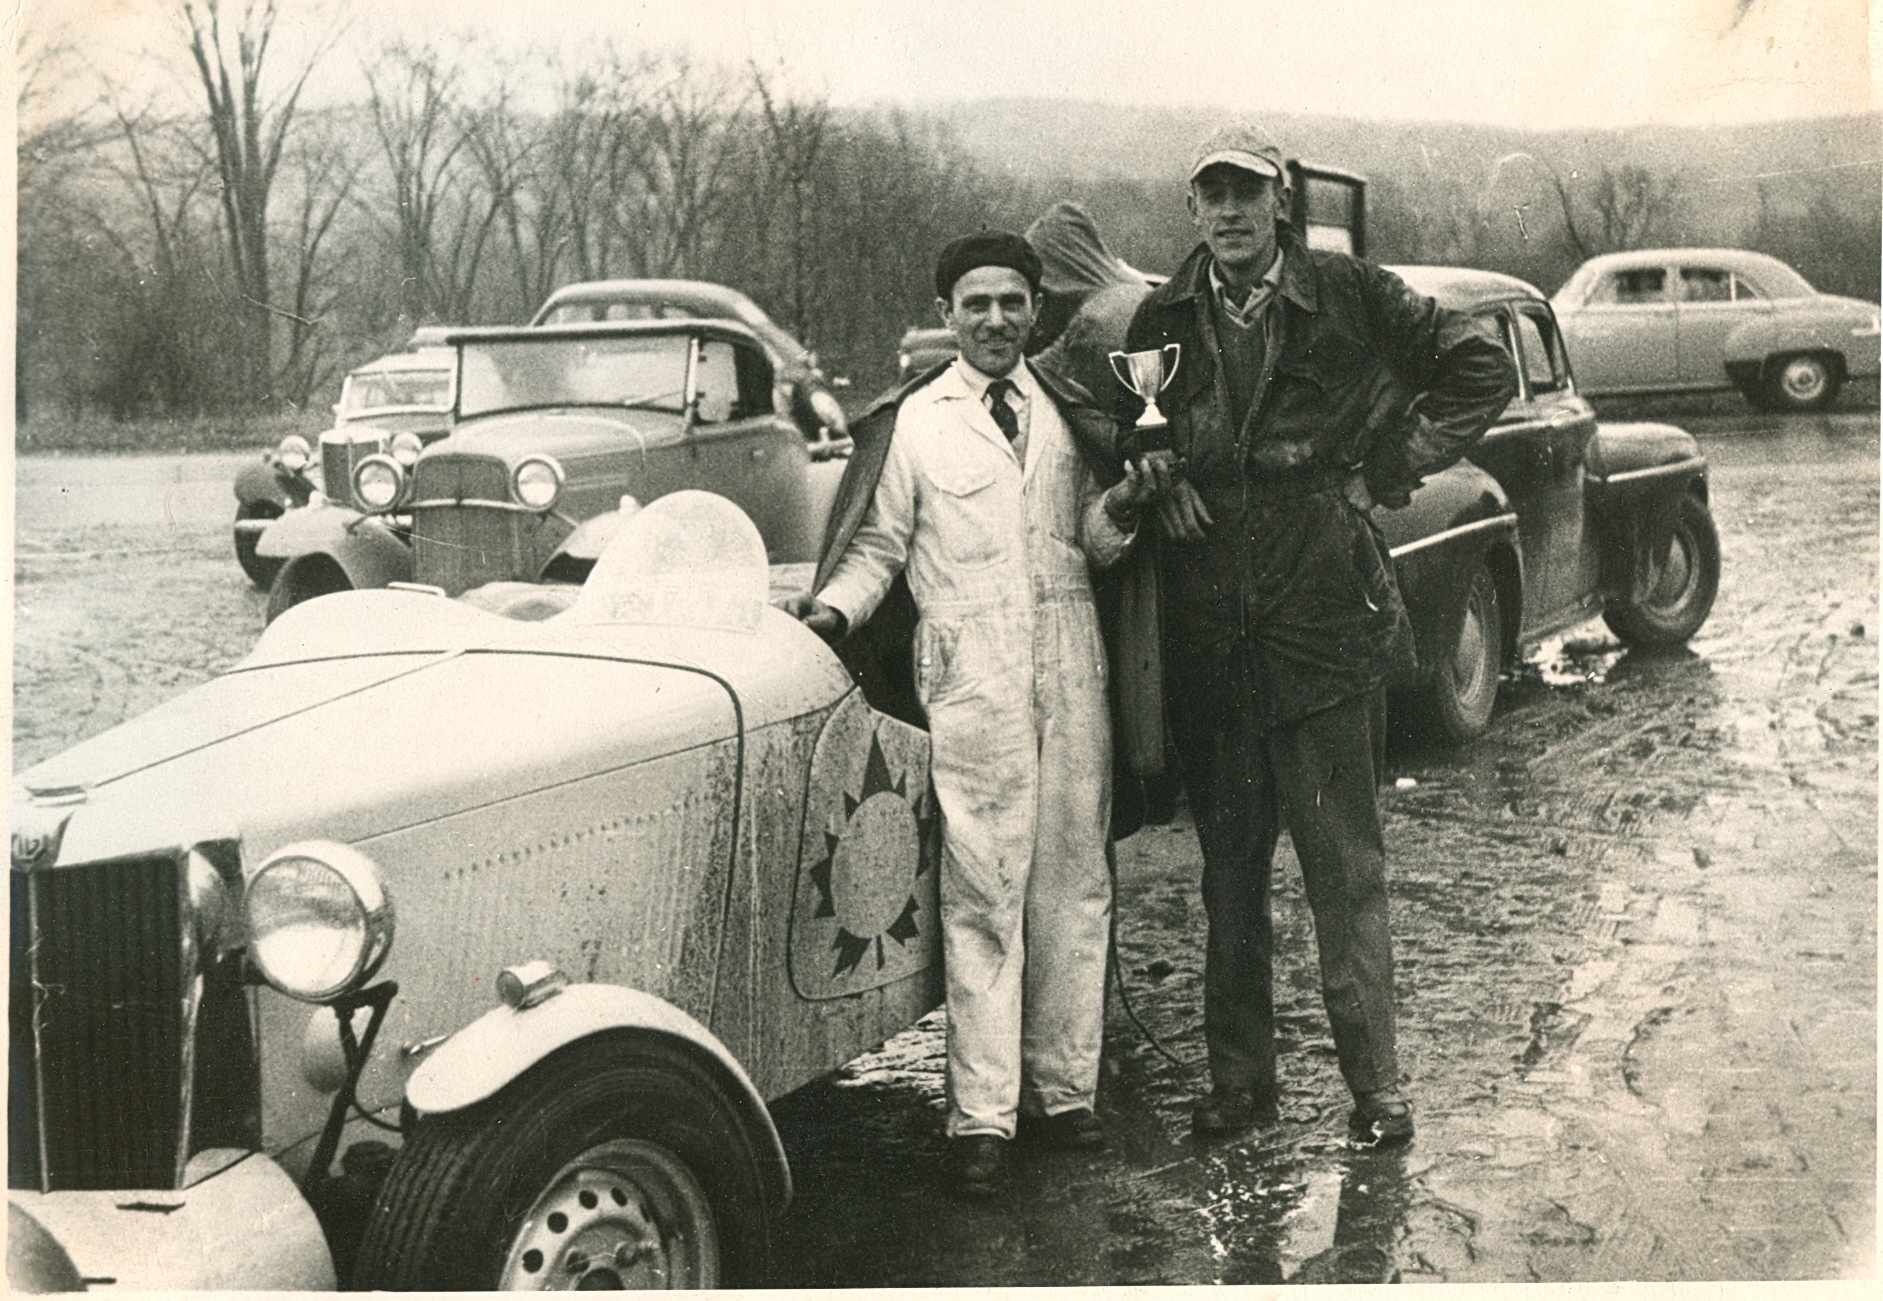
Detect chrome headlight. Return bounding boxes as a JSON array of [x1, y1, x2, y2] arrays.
[[390, 430, 424, 466], [352, 454, 405, 511], [809, 387, 849, 436], [244, 841, 394, 1003], [513, 456, 564, 510], [276, 435, 312, 471]]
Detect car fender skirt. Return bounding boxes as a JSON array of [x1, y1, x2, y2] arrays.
[[9, 1155, 335, 1291], [405, 983, 791, 1211]]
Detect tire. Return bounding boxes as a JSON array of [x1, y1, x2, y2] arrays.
[[265, 554, 352, 623], [1602, 492, 1721, 649], [352, 1034, 771, 1290], [234, 500, 285, 588], [1764, 353, 1841, 413], [1411, 559, 1503, 746]]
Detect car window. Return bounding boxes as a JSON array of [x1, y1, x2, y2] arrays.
[[1596, 268, 1669, 305], [340, 368, 454, 416], [1680, 267, 1733, 303], [1731, 274, 1764, 301], [693, 341, 738, 423], [1512, 310, 1565, 393], [458, 334, 692, 418]]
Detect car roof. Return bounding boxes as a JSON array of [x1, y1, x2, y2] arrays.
[[1385, 265, 1547, 310], [1569, 247, 1791, 273], [532, 279, 807, 358], [442, 319, 767, 348], [350, 346, 456, 376]]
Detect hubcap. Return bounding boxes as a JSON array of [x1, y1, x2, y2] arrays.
[[1451, 584, 1493, 702], [1781, 359, 1827, 402], [1645, 528, 1696, 611], [499, 1139, 719, 1290]]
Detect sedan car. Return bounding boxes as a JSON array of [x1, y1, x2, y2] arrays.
[[232, 344, 456, 587], [533, 279, 851, 447], [1552, 248, 1881, 411], [8, 493, 940, 1290], [257, 320, 849, 621], [1378, 265, 1721, 741]]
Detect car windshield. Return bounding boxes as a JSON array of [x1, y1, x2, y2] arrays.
[[339, 367, 454, 416], [569, 490, 768, 633], [458, 334, 692, 419]]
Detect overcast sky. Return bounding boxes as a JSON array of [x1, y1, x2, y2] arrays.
[[26, 0, 1878, 130]]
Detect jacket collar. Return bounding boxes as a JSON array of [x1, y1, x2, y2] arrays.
[[1158, 225, 1318, 314]]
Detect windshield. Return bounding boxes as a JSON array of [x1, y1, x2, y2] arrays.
[[570, 491, 768, 633], [339, 366, 454, 416], [459, 334, 692, 419]]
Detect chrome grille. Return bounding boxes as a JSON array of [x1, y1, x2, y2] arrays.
[[412, 454, 522, 595], [320, 432, 387, 502], [9, 856, 191, 1191]]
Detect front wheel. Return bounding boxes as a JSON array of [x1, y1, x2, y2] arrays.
[[234, 500, 286, 588], [1409, 559, 1503, 746], [352, 1034, 771, 1290], [1603, 492, 1721, 648], [266, 554, 352, 623], [1764, 353, 1841, 413]]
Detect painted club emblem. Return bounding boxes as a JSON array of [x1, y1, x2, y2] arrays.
[[807, 732, 937, 977]]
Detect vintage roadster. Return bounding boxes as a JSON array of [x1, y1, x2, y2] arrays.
[[9, 494, 942, 1290], [258, 321, 850, 622]]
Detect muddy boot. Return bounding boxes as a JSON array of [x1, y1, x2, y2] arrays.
[[1191, 1084, 1280, 1139], [946, 1135, 1008, 1199], [1348, 1090, 1414, 1146]]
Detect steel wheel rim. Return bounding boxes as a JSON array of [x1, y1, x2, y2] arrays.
[[499, 1138, 720, 1290], [1451, 580, 1494, 705], [1781, 359, 1827, 403], [1645, 525, 1698, 613]]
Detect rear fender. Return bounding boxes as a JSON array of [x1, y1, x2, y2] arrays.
[[405, 982, 791, 1214], [540, 500, 638, 582], [1723, 314, 1853, 375], [1379, 460, 1522, 673], [258, 506, 412, 589], [1585, 422, 1707, 602]]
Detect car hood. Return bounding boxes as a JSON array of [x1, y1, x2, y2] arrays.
[[428, 409, 685, 464], [15, 589, 851, 868]]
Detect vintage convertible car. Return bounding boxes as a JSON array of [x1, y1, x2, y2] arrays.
[[1379, 265, 1721, 741], [533, 279, 851, 448], [232, 344, 456, 588], [258, 320, 850, 621], [1552, 247, 1881, 411], [9, 494, 942, 1290]]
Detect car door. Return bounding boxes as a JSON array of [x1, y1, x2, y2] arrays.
[[1563, 263, 1677, 392], [1512, 303, 1600, 626], [1676, 263, 1771, 387], [682, 336, 817, 561], [1462, 307, 1558, 635]]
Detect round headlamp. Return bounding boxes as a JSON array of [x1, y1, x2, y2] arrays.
[[244, 841, 394, 1003], [513, 456, 564, 510], [390, 430, 424, 467], [809, 388, 849, 437], [276, 435, 312, 472], [352, 454, 405, 511]]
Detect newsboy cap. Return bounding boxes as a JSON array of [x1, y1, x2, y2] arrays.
[[934, 230, 1043, 300], [1190, 123, 1285, 182]]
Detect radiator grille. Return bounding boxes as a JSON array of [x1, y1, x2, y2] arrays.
[[321, 433, 387, 502], [413, 454, 523, 594], [9, 857, 191, 1191]]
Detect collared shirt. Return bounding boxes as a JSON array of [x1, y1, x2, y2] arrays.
[[952, 357, 1032, 464], [1209, 249, 1285, 331]]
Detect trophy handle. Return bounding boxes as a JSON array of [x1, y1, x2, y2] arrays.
[[1107, 350, 1134, 393], [1160, 343, 1182, 391]]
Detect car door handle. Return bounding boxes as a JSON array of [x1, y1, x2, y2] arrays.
[[750, 447, 768, 461]]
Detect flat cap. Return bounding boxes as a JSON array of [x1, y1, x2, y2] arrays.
[[1190, 123, 1284, 182], [935, 230, 1043, 300]]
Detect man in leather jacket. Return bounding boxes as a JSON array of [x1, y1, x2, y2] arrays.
[[1116, 124, 1517, 1145]]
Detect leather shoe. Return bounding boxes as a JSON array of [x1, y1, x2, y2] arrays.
[[946, 1134, 1008, 1198], [1015, 1107, 1106, 1151], [1191, 1085, 1281, 1139], [1348, 1091, 1414, 1146]]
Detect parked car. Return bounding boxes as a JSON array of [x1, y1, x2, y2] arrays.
[[8, 492, 941, 1289], [532, 279, 851, 447], [258, 320, 850, 621], [1378, 265, 1721, 740], [232, 346, 456, 588], [1552, 247, 1881, 411]]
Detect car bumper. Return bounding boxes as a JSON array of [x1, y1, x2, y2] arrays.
[[8, 1154, 335, 1291]]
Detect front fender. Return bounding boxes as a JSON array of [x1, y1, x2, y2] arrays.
[[1585, 422, 1707, 602], [258, 505, 413, 589], [234, 458, 314, 511], [1379, 460, 1522, 673], [405, 983, 791, 1213]]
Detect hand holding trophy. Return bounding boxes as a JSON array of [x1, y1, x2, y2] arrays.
[[1108, 343, 1183, 441]]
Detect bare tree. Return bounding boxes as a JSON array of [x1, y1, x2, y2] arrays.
[[751, 66, 829, 341], [275, 125, 362, 405], [462, 75, 566, 318], [631, 56, 746, 277]]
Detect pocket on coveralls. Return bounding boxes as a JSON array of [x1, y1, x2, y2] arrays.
[[927, 461, 1004, 569]]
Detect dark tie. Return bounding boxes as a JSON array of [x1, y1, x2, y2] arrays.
[[985, 378, 1021, 443]]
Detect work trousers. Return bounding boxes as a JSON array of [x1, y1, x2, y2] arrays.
[[1168, 647, 1400, 1099]]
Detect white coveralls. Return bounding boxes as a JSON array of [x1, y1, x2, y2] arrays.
[[819, 359, 1134, 1138]]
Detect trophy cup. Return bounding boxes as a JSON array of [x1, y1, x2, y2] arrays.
[[1109, 344, 1182, 446]]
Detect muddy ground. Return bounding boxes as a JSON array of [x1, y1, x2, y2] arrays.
[[11, 399, 1877, 1284]]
